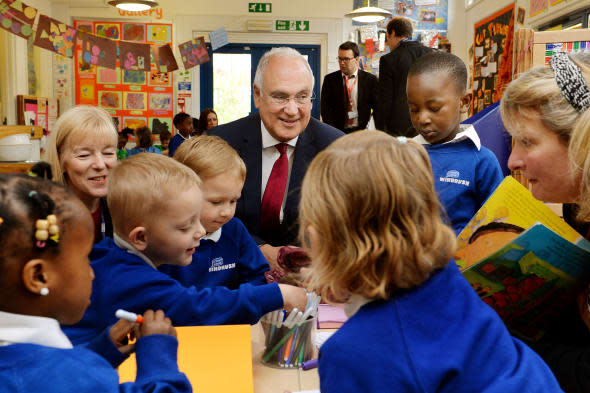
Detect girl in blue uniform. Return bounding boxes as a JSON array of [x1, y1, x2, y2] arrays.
[[299, 131, 562, 393], [0, 174, 191, 393]]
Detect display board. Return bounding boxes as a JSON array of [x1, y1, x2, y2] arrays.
[[472, 3, 514, 115], [73, 20, 174, 135], [16, 95, 60, 132]]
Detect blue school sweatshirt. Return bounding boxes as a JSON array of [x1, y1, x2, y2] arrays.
[[159, 217, 269, 289], [422, 134, 503, 234], [62, 237, 283, 345], [168, 133, 188, 157], [319, 261, 564, 393], [0, 335, 191, 393]]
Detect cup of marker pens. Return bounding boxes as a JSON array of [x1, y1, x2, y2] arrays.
[[261, 309, 316, 369]]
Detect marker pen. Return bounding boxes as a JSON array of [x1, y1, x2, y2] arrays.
[[302, 358, 318, 370], [115, 309, 144, 324]]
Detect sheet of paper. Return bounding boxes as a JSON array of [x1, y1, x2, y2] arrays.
[[119, 325, 254, 393], [475, 46, 484, 57], [209, 27, 229, 51], [488, 62, 497, 73]]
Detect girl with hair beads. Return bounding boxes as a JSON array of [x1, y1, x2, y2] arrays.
[[0, 174, 191, 393], [299, 131, 562, 393]]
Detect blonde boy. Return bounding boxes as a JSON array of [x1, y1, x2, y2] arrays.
[[63, 153, 306, 345], [160, 136, 270, 289]]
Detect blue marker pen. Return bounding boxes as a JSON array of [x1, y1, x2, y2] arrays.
[[302, 358, 318, 370]]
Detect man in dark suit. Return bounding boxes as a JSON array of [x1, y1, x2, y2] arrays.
[[210, 47, 343, 268], [320, 41, 378, 133], [376, 16, 432, 136]]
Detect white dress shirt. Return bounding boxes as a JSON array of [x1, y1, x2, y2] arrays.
[[343, 68, 359, 128]]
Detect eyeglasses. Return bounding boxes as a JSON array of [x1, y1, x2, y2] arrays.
[[337, 57, 357, 63], [266, 92, 315, 106]]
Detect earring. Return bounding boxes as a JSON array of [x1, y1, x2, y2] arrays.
[[40, 287, 49, 296]]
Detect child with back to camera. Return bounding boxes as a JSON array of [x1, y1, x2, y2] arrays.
[[407, 51, 503, 234], [300, 131, 562, 393], [62, 153, 307, 345], [160, 135, 269, 289], [126, 126, 161, 157], [0, 174, 191, 393]]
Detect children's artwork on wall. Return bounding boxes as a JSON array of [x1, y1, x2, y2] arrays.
[[123, 116, 147, 130], [97, 66, 120, 84], [529, 0, 548, 18], [149, 93, 172, 111], [472, 3, 514, 115], [124, 92, 147, 110], [122, 69, 146, 84], [78, 78, 96, 105], [99, 91, 121, 109], [147, 24, 171, 43], [154, 44, 179, 73], [75, 20, 173, 136], [95, 23, 120, 40], [78, 32, 117, 69], [112, 116, 120, 131], [395, 1, 414, 16], [419, 9, 436, 23], [122, 23, 146, 42], [54, 55, 70, 99], [178, 36, 210, 70], [119, 41, 150, 72], [33, 15, 77, 58], [76, 20, 93, 34], [150, 117, 172, 134], [0, 0, 37, 40], [149, 65, 171, 86]]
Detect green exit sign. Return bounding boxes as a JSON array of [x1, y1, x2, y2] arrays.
[[249, 2, 272, 13], [275, 20, 309, 31]]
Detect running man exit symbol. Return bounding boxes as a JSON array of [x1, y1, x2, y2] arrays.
[[248, 2, 272, 13]]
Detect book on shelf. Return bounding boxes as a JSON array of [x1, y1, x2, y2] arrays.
[[455, 176, 590, 341]]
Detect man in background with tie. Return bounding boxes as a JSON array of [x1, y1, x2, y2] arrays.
[[320, 41, 379, 133], [210, 47, 343, 268]]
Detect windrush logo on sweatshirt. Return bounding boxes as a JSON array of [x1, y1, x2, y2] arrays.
[[440, 170, 470, 186], [208, 257, 236, 272]]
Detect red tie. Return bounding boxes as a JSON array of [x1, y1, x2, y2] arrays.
[[260, 143, 289, 234], [344, 75, 354, 128]]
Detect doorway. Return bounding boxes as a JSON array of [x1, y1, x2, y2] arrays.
[[199, 43, 321, 124]]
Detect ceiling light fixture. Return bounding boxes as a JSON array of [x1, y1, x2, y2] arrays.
[[345, 6, 392, 23], [107, 0, 158, 12]]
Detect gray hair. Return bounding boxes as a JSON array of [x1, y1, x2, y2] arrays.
[[253, 47, 315, 92]]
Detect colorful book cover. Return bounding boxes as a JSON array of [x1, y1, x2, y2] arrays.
[[456, 176, 590, 340]]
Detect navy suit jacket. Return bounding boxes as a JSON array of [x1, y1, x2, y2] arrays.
[[209, 113, 343, 246]]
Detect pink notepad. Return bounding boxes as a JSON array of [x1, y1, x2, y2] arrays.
[[317, 303, 348, 329]]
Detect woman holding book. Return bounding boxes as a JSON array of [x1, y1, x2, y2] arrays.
[[500, 51, 590, 393]]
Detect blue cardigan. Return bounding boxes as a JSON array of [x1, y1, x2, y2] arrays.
[[319, 262, 563, 393], [425, 138, 503, 234], [62, 238, 283, 345], [0, 335, 191, 393], [160, 217, 269, 289]]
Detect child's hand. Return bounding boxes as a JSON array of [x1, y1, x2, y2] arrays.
[[260, 244, 282, 270], [109, 319, 136, 355], [278, 284, 307, 312], [136, 309, 177, 339]]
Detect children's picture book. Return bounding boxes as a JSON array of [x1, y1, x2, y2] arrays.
[[455, 176, 590, 341]]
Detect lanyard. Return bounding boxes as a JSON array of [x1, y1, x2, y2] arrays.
[[344, 75, 357, 108]]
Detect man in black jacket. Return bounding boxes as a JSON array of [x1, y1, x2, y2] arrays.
[[376, 16, 432, 136], [320, 41, 378, 133]]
